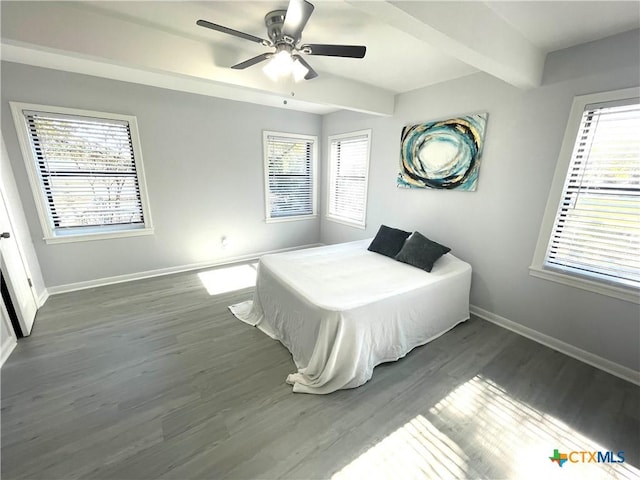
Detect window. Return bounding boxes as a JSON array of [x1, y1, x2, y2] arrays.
[[263, 131, 317, 222], [530, 88, 639, 303], [10, 103, 153, 243], [327, 130, 371, 228]]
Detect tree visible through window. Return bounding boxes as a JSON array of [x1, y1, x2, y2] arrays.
[[263, 131, 317, 221], [10, 103, 153, 242]]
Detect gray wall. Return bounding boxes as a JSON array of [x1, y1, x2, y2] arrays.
[[320, 30, 640, 371], [1, 62, 322, 288], [2, 30, 638, 372]]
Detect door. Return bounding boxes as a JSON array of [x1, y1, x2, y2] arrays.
[[0, 188, 37, 335]]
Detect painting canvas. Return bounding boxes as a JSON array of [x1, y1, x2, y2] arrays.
[[397, 113, 487, 191]]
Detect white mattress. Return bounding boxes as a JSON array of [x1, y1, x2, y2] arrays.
[[230, 239, 471, 394]]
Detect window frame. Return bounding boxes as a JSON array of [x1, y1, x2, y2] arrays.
[[529, 87, 640, 304], [9, 102, 153, 244], [326, 129, 372, 229], [262, 130, 318, 223]]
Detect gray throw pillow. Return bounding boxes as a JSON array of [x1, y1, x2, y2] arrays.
[[395, 231, 451, 272], [368, 225, 412, 258]]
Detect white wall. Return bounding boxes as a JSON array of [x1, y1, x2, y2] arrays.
[[1, 62, 322, 289], [320, 30, 640, 372]]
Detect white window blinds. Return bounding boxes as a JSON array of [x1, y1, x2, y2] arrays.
[[24, 110, 147, 232], [328, 131, 371, 228], [264, 132, 317, 220], [545, 100, 640, 289]]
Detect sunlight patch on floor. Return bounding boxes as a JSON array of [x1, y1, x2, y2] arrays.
[[332, 375, 637, 479], [428, 375, 638, 480], [197, 264, 257, 295], [331, 414, 469, 480]]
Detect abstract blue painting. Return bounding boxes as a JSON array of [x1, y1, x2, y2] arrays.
[[397, 113, 487, 191]]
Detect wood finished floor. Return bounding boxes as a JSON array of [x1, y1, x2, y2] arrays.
[[1, 266, 638, 480]]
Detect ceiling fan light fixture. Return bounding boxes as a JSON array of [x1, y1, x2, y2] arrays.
[[263, 51, 291, 81], [262, 50, 308, 82]]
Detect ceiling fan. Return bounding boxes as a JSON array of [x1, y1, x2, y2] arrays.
[[196, 0, 366, 81]]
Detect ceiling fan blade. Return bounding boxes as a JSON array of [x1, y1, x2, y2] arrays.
[[293, 54, 318, 80], [282, 0, 315, 41], [197, 19, 268, 45], [302, 44, 366, 58], [231, 53, 273, 70]]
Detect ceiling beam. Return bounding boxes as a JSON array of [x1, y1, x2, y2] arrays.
[[349, 1, 544, 89]]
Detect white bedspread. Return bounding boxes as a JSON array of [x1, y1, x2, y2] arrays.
[[230, 239, 471, 394]]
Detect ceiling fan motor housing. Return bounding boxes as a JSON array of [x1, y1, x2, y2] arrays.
[[265, 10, 295, 45]]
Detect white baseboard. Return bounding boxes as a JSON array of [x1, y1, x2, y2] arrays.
[[37, 289, 49, 308], [47, 243, 323, 295], [470, 305, 640, 386]]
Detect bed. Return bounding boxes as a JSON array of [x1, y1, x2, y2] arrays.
[[230, 239, 471, 394]]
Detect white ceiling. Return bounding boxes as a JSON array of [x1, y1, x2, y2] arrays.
[[1, 1, 638, 115], [485, 1, 639, 51]]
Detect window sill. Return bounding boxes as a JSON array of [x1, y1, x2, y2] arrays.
[[265, 214, 318, 224], [44, 227, 154, 244], [528, 265, 640, 304], [325, 215, 366, 230]]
